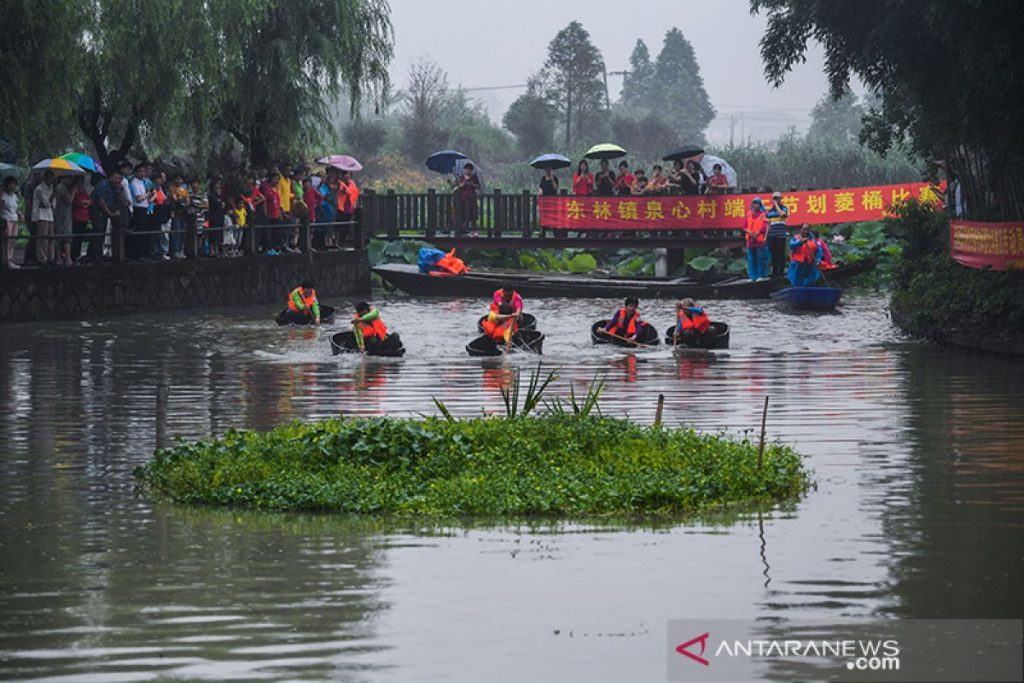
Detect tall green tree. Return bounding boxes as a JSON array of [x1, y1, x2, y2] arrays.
[[807, 90, 866, 143], [752, 0, 1024, 220], [398, 58, 451, 163], [221, 0, 393, 167], [620, 39, 654, 109], [542, 21, 607, 149], [503, 75, 557, 156], [0, 0, 86, 161], [647, 28, 715, 143]]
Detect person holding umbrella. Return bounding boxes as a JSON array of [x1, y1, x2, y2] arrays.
[[455, 162, 480, 236], [32, 170, 56, 265], [539, 168, 559, 196], [529, 153, 570, 197]]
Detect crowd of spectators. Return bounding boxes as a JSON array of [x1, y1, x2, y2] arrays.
[[1, 160, 359, 268], [539, 158, 732, 197]]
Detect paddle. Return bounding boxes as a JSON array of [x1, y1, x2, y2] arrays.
[[818, 263, 832, 288], [598, 327, 652, 348]]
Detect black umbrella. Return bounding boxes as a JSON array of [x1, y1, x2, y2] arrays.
[[663, 144, 705, 162]]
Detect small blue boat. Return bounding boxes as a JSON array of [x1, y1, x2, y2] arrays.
[[769, 287, 842, 311]]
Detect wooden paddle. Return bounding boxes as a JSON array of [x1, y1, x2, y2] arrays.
[[598, 327, 652, 348]]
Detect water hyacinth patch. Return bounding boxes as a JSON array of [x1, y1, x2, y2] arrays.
[[135, 415, 809, 517]]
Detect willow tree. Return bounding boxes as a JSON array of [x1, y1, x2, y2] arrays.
[[221, 0, 393, 166], [752, 0, 1024, 220]]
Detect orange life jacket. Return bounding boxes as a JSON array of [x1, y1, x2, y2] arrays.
[[609, 308, 639, 337], [790, 239, 818, 264], [288, 287, 317, 312], [430, 248, 469, 276], [744, 212, 768, 247], [358, 317, 388, 340], [678, 309, 711, 334]]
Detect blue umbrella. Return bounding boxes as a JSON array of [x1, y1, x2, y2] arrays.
[[425, 149, 468, 174], [529, 153, 571, 170]]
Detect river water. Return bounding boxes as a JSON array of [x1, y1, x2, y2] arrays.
[[0, 294, 1022, 681]]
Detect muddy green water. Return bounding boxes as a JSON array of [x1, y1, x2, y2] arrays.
[[1, 294, 1021, 681]]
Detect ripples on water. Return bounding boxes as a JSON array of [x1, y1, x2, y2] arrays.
[[1, 293, 1021, 681]]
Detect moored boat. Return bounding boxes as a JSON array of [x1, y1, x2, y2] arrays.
[[373, 259, 873, 300], [769, 287, 842, 311]]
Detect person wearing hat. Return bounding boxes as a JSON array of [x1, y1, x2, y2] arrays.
[[743, 197, 770, 281], [766, 191, 790, 278]]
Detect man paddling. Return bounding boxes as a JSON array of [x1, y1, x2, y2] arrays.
[[603, 297, 649, 343], [351, 301, 389, 353], [285, 280, 321, 325], [788, 224, 823, 287], [673, 298, 711, 345]]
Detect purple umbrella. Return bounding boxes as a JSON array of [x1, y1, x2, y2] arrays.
[[316, 154, 363, 172]]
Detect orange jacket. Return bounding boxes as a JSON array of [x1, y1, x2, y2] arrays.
[[288, 287, 317, 313], [744, 211, 768, 247], [432, 248, 469, 275], [358, 317, 388, 340], [790, 238, 819, 264], [607, 308, 639, 337], [677, 309, 710, 334]]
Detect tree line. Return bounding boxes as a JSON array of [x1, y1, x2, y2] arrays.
[[0, 0, 393, 170]]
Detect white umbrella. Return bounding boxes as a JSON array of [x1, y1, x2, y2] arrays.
[[699, 154, 737, 187]]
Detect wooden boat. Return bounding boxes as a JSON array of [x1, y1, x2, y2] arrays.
[[663, 322, 731, 349], [275, 304, 336, 326], [590, 320, 660, 346], [466, 329, 545, 356], [476, 313, 537, 332], [769, 287, 842, 311], [329, 331, 406, 357], [373, 259, 874, 300]]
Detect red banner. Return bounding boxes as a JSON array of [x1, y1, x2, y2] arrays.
[[538, 182, 938, 230], [950, 219, 1024, 271]]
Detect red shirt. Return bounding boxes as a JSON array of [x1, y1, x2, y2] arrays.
[[71, 188, 91, 222], [303, 188, 319, 216], [263, 185, 281, 219], [572, 173, 594, 196], [708, 174, 729, 194]]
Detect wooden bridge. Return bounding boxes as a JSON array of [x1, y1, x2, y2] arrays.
[[360, 189, 744, 249]]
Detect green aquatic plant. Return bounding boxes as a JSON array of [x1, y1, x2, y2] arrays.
[[135, 411, 809, 517]]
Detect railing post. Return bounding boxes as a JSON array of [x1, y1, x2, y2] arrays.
[[362, 189, 377, 241], [386, 189, 398, 240], [426, 189, 437, 239], [300, 219, 311, 254], [112, 219, 126, 262], [0, 228, 8, 269], [493, 189, 504, 239], [522, 190, 533, 239], [243, 221, 256, 256], [353, 207, 364, 248], [184, 219, 198, 259]]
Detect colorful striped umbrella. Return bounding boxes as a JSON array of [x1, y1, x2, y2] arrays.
[[32, 158, 86, 176], [59, 152, 105, 175]]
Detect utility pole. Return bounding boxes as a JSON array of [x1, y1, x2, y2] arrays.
[[730, 115, 736, 147]]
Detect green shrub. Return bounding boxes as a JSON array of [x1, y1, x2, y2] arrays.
[[135, 415, 808, 516]]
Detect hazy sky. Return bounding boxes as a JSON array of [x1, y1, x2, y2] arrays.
[[388, 0, 837, 143]]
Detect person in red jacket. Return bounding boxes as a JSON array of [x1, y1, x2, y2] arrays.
[[572, 160, 594, 196]]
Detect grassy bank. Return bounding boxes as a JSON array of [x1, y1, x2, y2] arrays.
[[888, 202, 1024, 346], [135, 374, 808, 516]]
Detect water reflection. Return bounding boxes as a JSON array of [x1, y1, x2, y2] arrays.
[[0, 296, 1021, 681]]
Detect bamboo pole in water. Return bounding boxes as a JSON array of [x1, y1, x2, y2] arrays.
[[757, 396, 769, 471]]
